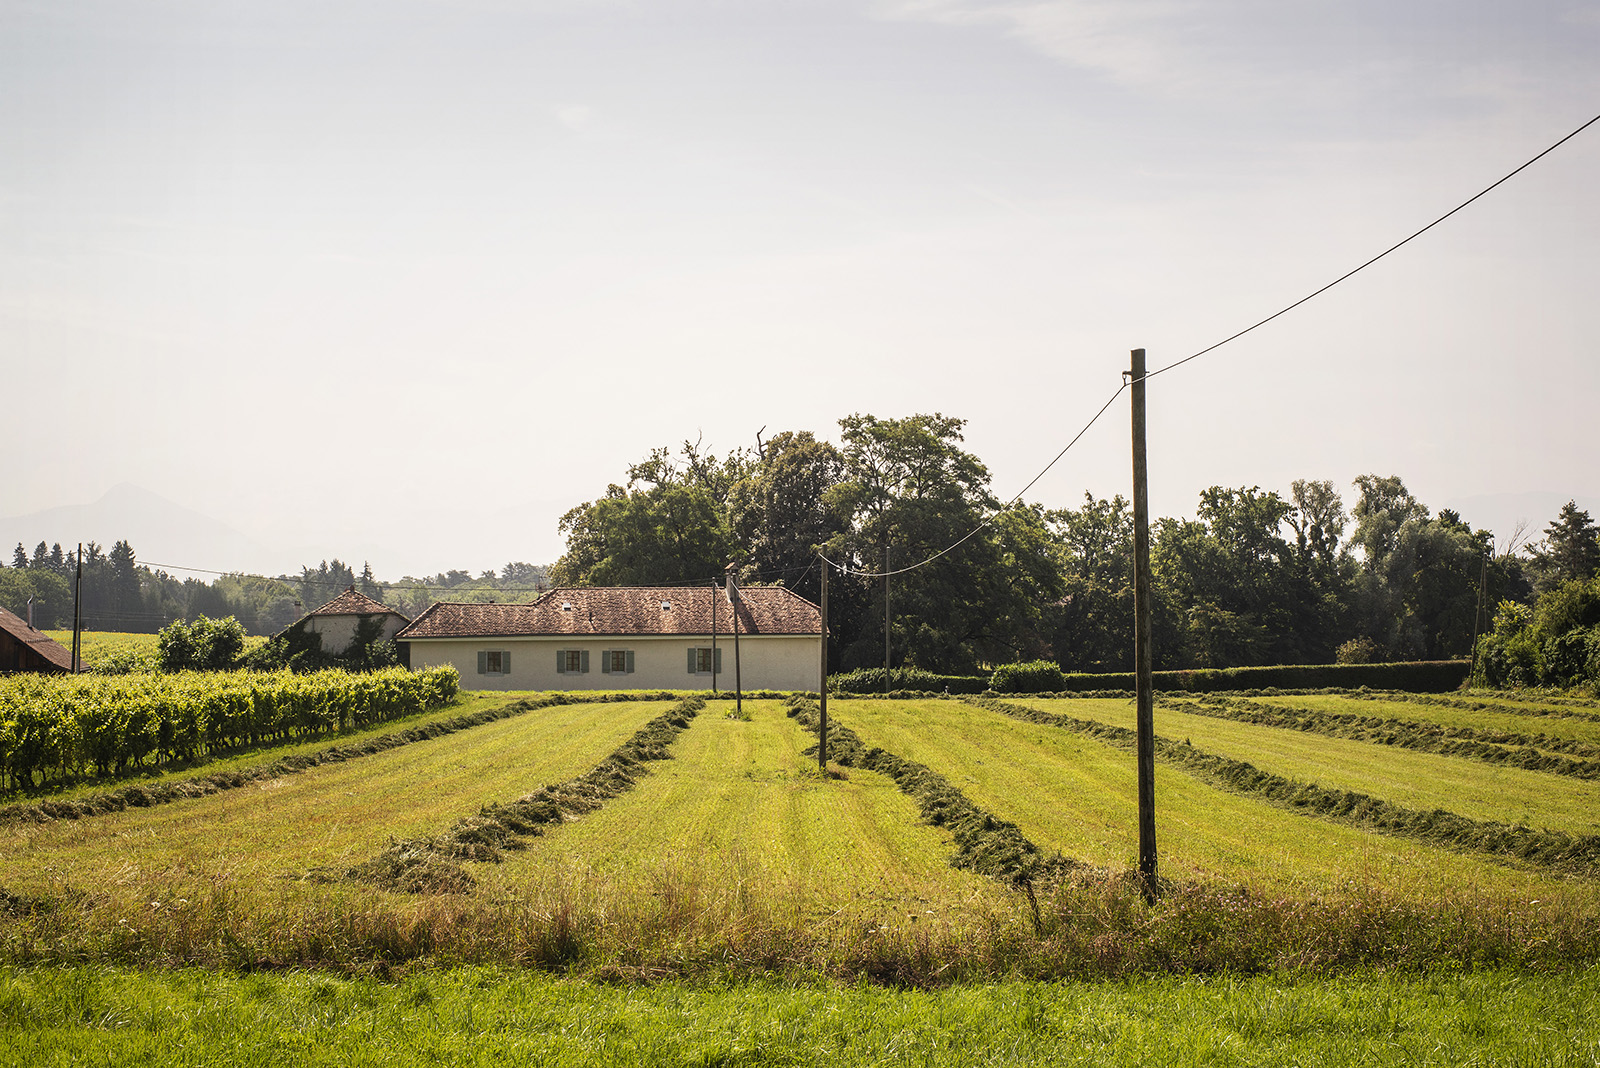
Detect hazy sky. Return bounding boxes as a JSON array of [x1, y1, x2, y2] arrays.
[[5, 0, 1597, 580]]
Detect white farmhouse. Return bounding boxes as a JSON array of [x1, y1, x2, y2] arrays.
[[397, 585, 822, 692]]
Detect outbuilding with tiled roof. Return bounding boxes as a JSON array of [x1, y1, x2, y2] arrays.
[[283, 586, 411, 659], [397, 585, 822, 691], [0, 605, 74, 674]]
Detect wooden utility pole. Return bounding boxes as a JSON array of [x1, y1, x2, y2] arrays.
[[818, 562, 829, 771], [883, 545, 891, 694], [727, 567, 743, 716], [72, 542, 83, 674], [1130, 349, 1157, 899], [710, 582, 719, 695]]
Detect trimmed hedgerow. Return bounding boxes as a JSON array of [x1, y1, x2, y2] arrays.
[[345, 696, 706, 894], [1052, 661, 1471, 694], [964, 695, 1600, 878], [827, 668, 989, 695]]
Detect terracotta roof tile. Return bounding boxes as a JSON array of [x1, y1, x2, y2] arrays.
[[397, 586, 821, 640], [306, 587, 409, 621], [0, 605, 74, 672]]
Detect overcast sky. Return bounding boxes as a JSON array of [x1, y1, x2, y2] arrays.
[[4, 0, 1597, 580]]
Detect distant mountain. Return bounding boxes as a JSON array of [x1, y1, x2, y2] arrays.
[[0, 483, 278, 577], [1443, 491, 1600, 552]]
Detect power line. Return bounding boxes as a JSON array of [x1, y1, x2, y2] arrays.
[[822, 108, 1600, 581], [820, 382, 1129, 579], [1145, 109, 1600, 382]]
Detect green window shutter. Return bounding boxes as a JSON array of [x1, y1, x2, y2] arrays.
[[502, 651, 511, 674], [478, 651, 487, 675], [687, 649, 697, 674], [580, 650, 590, 673], [556, 650, 566, 674], [601, 649, 612, 674], [625, 650, 635, 674], [714, 648, 723, 673]]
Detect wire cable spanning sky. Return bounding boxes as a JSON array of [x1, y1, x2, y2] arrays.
[[825, 107, 1600, 580], [4, 2, 1597, 579]]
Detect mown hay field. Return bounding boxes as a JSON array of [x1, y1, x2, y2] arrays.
[[1, 686, 1597, 981]]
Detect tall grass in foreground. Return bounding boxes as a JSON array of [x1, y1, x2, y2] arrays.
[[4, 860, 1596, 981], [3, 964, 1596, 1066]]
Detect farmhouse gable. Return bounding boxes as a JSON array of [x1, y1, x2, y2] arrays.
[[0, 605, 73, 673]]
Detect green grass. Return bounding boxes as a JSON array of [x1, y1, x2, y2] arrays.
[[1219, 693, 1600, 748], [0, 701, 670, 902], [2, 964, 1596, 1066], [1014, 697, 1600, 836], [476, 699, 1005, 926], [831, 698, 1589, 898]]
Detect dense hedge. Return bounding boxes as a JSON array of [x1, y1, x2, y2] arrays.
[[1054, 661, 1471, 694], [0, 667, 460, 790], [990, 660, 1067, 693], [827, 667, 989, 695]]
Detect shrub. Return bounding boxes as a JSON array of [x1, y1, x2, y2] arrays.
[[990, 660, 1067, 693], [826, 667, 987, 694], [1334, 637, 1382, 665]]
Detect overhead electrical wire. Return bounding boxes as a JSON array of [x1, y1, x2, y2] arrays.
[[822, 108, 1600, 581]]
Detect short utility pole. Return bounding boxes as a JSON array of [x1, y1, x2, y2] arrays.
[[1129, 348, 1157, 900]]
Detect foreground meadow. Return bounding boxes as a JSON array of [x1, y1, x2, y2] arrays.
[[2, 684, 1597, 1061]]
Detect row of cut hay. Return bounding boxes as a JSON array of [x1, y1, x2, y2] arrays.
[[967, 695, 1600, 877], [342, 696, 706, 894], [1163, 693, 1600, 775], [784, 696, 1080, 894]]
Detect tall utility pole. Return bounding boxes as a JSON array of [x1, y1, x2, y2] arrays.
[[819, 562, 829, 772], [1130, 349, 1157, 899], [883, 545, 891, 694]]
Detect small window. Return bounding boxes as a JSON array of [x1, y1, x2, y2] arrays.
[[687, 647, 722, 674], [601, 649, 634, 675], [477, 650, 512, 676], [565, 649, 582, 673]]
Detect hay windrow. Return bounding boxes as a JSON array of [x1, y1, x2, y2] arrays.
[[966, 695, 1600, 878], [346, 696, 706, 893], [784, 696, 1081, 890]]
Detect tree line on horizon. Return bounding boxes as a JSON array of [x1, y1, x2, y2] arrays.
[[4, 411, 1595, 682], [546, 413, 1598, 678], [0, 543, 549, 638]]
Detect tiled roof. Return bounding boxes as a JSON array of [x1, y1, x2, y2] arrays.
[[397, 586, 821, 640], [306, 586, 408, 621], [0, 605, 74, 672]]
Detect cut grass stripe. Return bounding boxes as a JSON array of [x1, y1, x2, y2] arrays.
[[343, 697, 706, 894], [784, 697, 1080, 894], [1161, 694, 1600, 777], [966, 696, 1600, 878]]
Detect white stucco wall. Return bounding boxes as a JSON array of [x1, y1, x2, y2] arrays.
[[304, 613, 408, 655], [404, 633, 822, 692]]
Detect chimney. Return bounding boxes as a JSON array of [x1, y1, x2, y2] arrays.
[[724, 562, 739, 604], [27, 596, 33, 629]]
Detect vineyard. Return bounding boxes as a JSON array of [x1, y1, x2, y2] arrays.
[[1, 680, 1597, 986], [0, 667, 460, 789]]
